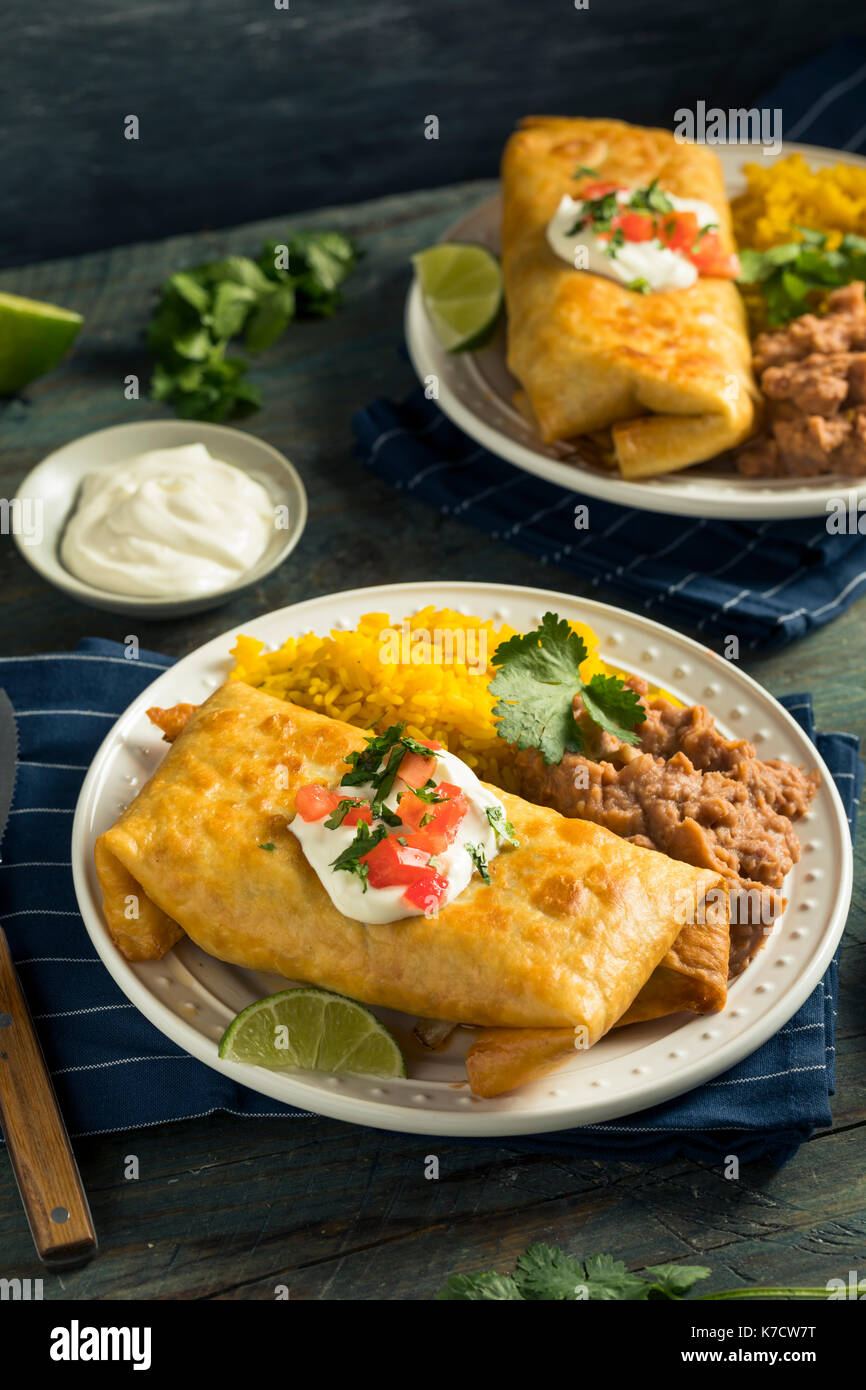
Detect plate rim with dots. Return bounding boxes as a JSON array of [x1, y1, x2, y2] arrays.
[[71, 581, 852, 1136]]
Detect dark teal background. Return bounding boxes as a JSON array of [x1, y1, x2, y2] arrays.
[[3, 0, 865, 268]]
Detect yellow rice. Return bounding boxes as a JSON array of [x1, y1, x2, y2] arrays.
[[228, 607, 608, 791], [732, 152, 866, 251]]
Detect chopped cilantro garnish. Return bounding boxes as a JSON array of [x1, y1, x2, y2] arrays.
[[573, 164, 601, 179], [324, 797, 368, 829], [628, 179, 673, 215], [258, 842, 276, 851], [485, 806, 519, 846], [604, 227, 626, 258], [626, 277, 651, 294], [329, 821, 388, 892], [411, 785, 448, 804], [489, 612, 646, 765], [419, 810, 436, 828], [692, 222, 718, 247], [397, 836, 408, 846], [341, 724, 406, 786], [465, 842, 491, 884]]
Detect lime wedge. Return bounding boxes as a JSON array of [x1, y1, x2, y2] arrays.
[[412, 242, 503, 353], [0, 291, 83, 395], [218, 987, 407, 1079]]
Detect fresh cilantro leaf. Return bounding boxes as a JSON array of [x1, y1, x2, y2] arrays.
[[411, 785, 447, 804], [490, 612, 589, 763], [329, 821, 388, 891], [323, 797, 368, 829], [628, 178, 673, 215], [580, 672, 646, 745], [341, 725, 406, 786], [373, 741, 410, 806], [582, 1254, 651, 1301], [258, 842, 276, 851], [485, 805, 518, 845], [737, 232, 866, 325], [245, 284, 296, 352], [464, 842, 491, 884], [373, 802, 403, 827], [147, 230, 358, 420], [626, 276, 651, 293], [573, 164, 601, 179], [436, 1273, 524, 1301], [514, 1244, 588, 1300], [490, 612, 645, 763], [644, 1263, 712, 1299], [399, 734, 439, 759]]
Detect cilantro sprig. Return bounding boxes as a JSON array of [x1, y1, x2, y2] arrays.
[[437, 1242, 838, 1301], [329, 821, 388, 892], [464, 842, 491, 884], [489, 612, 646, 765], [485, 805, 518, 846], [738, 228, 866, 326], [148, 230, 358, 421]]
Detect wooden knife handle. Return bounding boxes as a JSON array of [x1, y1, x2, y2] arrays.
[[0, 926, 97, 1265]]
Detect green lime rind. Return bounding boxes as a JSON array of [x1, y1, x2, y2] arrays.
[[0, 291, 83, 395], [217, 987, 407, 1080], [412, 242, 503, 353]]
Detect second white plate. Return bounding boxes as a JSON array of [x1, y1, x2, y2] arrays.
[[405, 141, 866, 519]]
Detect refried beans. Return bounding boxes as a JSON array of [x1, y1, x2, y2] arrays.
[[515, 678, 819, 977], [736, 281, 866, 477]]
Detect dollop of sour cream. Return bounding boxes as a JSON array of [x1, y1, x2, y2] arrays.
[[546, 189, 720, 292], [60, 443, 273, 597], [290, 745, 508, 925]]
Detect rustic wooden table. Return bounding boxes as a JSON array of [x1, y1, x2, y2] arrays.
[[0, 182, 864, 1300]]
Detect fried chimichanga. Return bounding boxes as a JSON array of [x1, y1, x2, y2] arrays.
[[501, 116, 757, 476], [96, 681, 727, 1040]]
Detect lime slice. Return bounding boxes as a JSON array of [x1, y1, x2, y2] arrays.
[[412, 242, 503, 353], [218, 987, 407, 1079], [0, 291, 83, 395]]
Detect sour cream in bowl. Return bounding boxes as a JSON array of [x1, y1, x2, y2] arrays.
[[11, 420, 308, 617]]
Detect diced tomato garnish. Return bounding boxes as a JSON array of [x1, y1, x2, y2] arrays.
[[402, 872, 449, 914], [362, 837, 435, 889], [579, 181, 620, 199], [397, 748, 438, 789], [403, 782, 468, 855], [657, 210, 699, 253], [294, 783, 371, 824], [295, 783, 341, 822], [687, 229, 740, 279], [613, 211, 656, 243]]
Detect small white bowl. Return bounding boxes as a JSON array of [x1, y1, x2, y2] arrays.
[[12, 419, 309, 618]]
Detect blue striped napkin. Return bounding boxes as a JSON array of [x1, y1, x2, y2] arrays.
[[354, 41, 866, 651], [0, 639, 860, 1162]]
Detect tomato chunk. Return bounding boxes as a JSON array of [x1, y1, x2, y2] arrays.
[[688, 230, 740, 279], [657, 210, 699, 253], [397, 748, 438, 789], [613, 211, 655, 243], [399, 782, 468, 854], [403, 872, 449, 913], [343, 803, 373, 827], [580, 180, 621, 199], [295, 783, 340, 822], [362, 836, 435, 888]]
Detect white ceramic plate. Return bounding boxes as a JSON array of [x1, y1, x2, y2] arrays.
[[13, 419, 308, 617], [71, 581, 852, 1136], [405, 141, 866, 520]]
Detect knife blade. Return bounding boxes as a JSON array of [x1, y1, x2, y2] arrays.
[[0, 688, 98, 1266]]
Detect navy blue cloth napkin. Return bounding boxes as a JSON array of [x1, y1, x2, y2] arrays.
[[353, 41, 866, 651], [0, 639, 860, 1163]]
